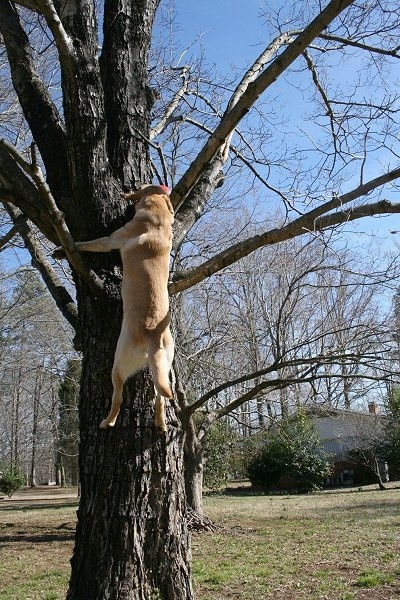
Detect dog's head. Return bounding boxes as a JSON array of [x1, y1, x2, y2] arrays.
[[124, 184, 174, 215]]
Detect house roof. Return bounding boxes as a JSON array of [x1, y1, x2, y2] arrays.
[[302, 405, 386, 443]]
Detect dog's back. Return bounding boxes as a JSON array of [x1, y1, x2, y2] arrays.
[[66, 184, 175, 430], [120, 191, 173, 332], [115, 189, 174, 403]]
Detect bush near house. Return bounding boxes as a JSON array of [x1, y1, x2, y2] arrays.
[[246, 414, 333, 493]]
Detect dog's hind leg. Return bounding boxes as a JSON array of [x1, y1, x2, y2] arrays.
[[100, 332, 146, 429], [155, 394, 167, 433], [148, 344, 173, 399], [99, 366, 125, 429], [148, 330, 174, 432]]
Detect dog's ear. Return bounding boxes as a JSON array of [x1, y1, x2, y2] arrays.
[[124, 187, 148, 203], [124, 184, 171, 204], [164, 196, 174, 215]]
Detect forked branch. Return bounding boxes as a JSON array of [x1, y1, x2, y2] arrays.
[[0, 139, 103, 291], [169, 166, 400, 294], [170, 0, 355, 207]]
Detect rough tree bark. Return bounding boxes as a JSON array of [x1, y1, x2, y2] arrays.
[[59, 1, 193, 595], [68, 288, 192, 598]]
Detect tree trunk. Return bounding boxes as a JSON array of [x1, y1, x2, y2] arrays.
[[183, 417, 204, 517], [67, 289, 193, 600], [30, 367, 41, 487], [374, 457, 386, 491], [55, 457, 66, 487], [11, 367, 21, 469]]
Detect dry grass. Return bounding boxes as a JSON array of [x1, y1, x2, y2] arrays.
[[193, 485, 400, 599], [0, 485, 399, 599], [0, 492, 77, 600]]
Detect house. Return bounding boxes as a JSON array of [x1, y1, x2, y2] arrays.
[[305, 403, 389, 486]]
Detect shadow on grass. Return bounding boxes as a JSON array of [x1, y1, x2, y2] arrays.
[[0, 531, 75, 544], [0, 500, 79, 512], [216, 486, 400, 516], [222, 483, 400, 499], [320, 498, 400, 514]]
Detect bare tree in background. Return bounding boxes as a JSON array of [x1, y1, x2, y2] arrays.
[[0, 268, 73, 484], [1, 0, 400, 597], [177, 234, 398, 513]]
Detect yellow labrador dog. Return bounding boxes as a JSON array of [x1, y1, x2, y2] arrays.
[[74, 184, 174, 432]]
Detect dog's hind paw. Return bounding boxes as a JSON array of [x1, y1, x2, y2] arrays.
[[155, 421, 167, 434], [100, 419, 115, 429]]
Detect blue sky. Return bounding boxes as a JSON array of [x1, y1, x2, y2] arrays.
[[168, 0, 400, 250], [2, 1, 399, 272], [170, 0, 265, 68]]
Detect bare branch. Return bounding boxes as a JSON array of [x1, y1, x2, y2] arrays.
[[187, 348, 387, 416], [4, 202, 79, 333], [128, 123, 170, 186], [170, 32, 301, 248], [319, 32, 400, 58], [303, 48, 339, 168], [170, 0, 355, 208], [150, 68, 191, 140], [315, 199, 400, 229], [168, 115, 291, 212], [0, 224, 18, 251], [169, 166, 400, 294], [226, 32, 296, 112], [0, 139, 103, 291], [203, 368, 393, 430], [172, 161, 225, 252], [0, 0, 70, 201], [35, 0, 74, 62], [0, 146, 58, 244]]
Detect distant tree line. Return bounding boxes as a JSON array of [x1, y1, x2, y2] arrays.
[[0, 268, 78, 486]]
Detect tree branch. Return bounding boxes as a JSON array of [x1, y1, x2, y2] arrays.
[[303, 48, 339, 162], [169, 166, 400, 294], [202, 368, 393, 432], [319, 32, 400, 58], [170, 0, 355, 208], [0, 0, 70, 204], [171, 34, 299, 247], [150, 67, 191, 140], [4, 202, 79, 333], [0, 139, 103, 291], [0, 145, 58, 244], [175, 115, 291, 206], [315, 199, 400, 229], [172, 161, 225, 252], [0, 224, 18, 251], [187, 348, 386, 416], [36, 0, 75, 64]]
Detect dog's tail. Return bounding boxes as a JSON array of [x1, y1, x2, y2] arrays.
[[148, 346, 173, 398]]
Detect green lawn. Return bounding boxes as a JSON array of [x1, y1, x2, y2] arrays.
[[0, 486, 399, 599], [192, 488, 400, 599]]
